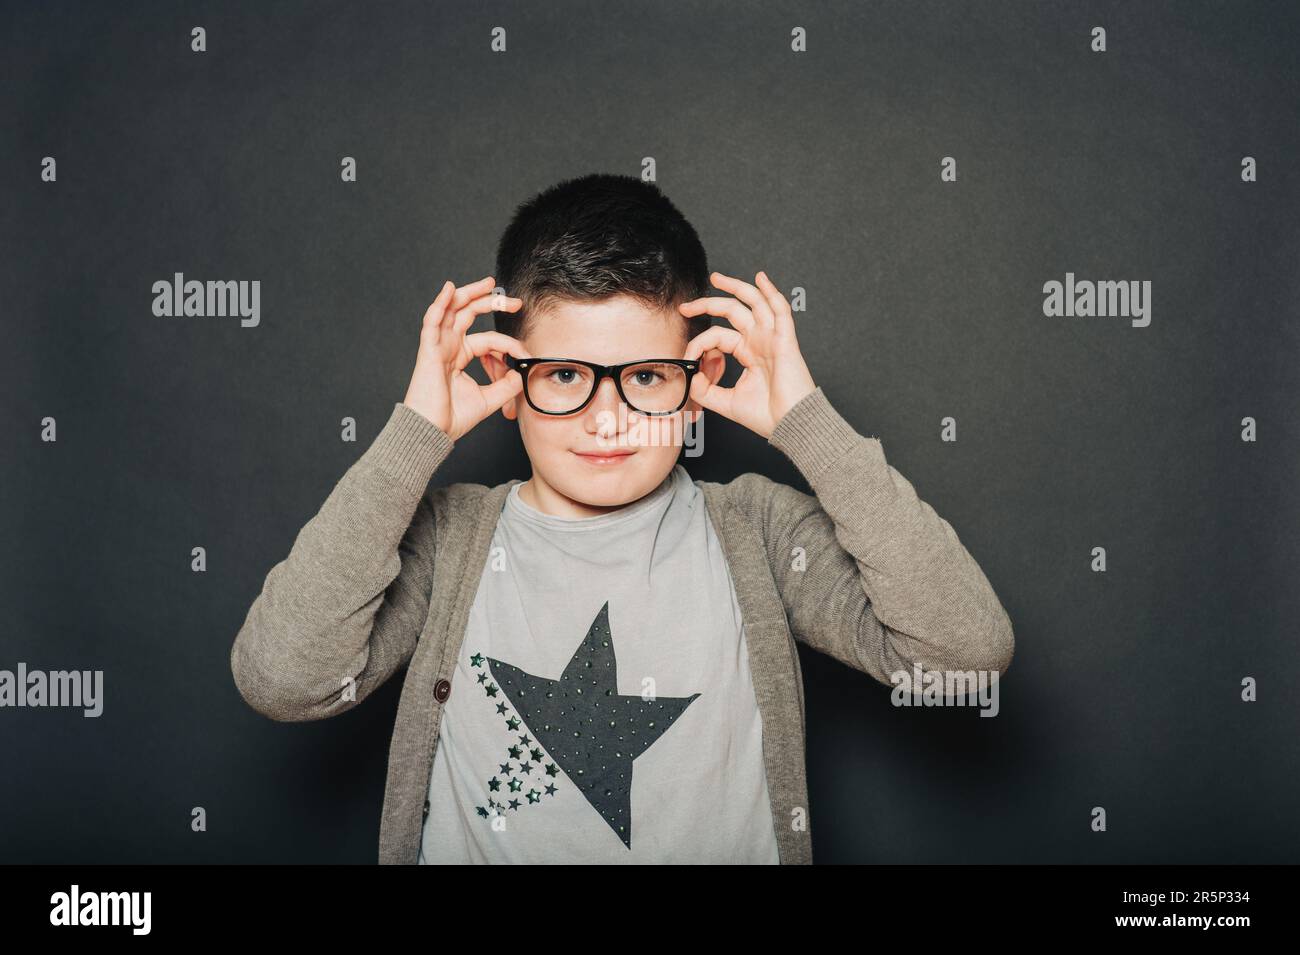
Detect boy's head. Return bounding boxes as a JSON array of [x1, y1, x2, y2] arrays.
[[482, 173, 726, 518]]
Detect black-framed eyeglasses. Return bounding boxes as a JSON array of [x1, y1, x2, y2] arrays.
[[504, 355, 700, 416]]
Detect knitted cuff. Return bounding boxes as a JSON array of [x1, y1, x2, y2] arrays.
[[767, 387, 865, 484], [360, 403, 455, 497]]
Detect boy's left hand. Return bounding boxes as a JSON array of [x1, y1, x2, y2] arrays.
[[679, 271, 818, 439]]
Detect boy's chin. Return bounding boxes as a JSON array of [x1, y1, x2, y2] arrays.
[[551, 458, 670, 506]]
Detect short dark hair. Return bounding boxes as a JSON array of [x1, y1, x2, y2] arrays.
[[491, 173, 712, 347]]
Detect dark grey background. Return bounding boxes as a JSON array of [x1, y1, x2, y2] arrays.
[[3, 0, 1297, 863]]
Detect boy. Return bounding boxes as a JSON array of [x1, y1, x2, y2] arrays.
[[230, 173, 1014, 864]]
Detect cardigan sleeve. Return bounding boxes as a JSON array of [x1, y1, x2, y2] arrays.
[[230, 402, 453, 722], [731, 387, 1014, 687]]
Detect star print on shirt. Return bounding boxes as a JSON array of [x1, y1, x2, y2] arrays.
[[471, 600, 701, 849]]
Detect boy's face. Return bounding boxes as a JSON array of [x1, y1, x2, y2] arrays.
[[482, 294, 725, 519]]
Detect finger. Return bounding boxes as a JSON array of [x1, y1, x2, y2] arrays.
[[754, 270, 795, 337], [453, 290, 521, 335], [439, 276, 497, 331], [450, 275, 498, 310], [464, 330, 531, 358], [683, 325, 743, 362], [458, 331, 532, 373], [710, 271, 774, 329], [478, 366, 524, 414], [421, 280, 456, 328], [688, 361, 736, 422], [684, 328, 743, 421], [678, 294, 756, 334]]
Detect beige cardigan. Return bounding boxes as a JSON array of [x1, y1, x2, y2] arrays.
[[230, 387, 1014, 863]]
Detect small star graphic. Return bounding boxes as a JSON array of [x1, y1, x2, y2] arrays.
[[471, 653, 484, 667]]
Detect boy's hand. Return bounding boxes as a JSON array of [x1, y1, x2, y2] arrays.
[[679, 271, 818, 439], [402, 276, 531, 441]]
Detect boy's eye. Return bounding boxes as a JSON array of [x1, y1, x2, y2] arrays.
[[624, 364, 672, 389], [543, 366, 587, 386]]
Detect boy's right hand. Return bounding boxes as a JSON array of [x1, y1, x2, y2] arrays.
[[402, 276, 529, 441]]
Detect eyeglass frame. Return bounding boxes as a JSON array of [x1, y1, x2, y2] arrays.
[[504, 355, 701, 417]]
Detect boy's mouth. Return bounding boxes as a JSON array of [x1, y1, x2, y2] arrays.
[[571, 449, 637, 466]]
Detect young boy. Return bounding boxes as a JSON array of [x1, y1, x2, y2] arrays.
[[230, 173, 1014, 864]]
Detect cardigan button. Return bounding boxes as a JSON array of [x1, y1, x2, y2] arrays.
[[433, 679, 451, 703], [422, 799, 430, 819]]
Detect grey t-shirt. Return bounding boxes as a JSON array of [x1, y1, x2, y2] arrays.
[[418, 463, 780, 863]]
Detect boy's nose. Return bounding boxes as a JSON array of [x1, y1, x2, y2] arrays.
[[583, 377, 628, 425]]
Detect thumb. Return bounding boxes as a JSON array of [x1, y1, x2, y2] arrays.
[[690, 369, 733, 421], [479, 367, 523, 415]]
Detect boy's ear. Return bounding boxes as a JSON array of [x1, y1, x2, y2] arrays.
[[700, 348, 726, 386], [479, 352, 521, 420]]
